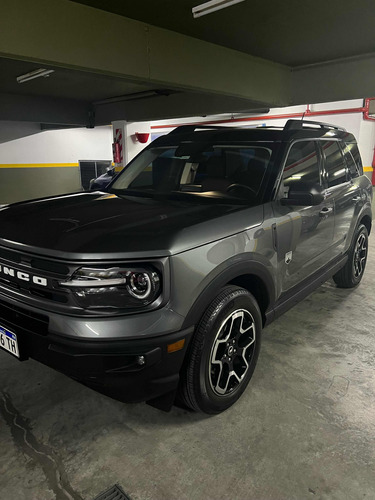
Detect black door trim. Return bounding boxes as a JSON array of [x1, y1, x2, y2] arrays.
[[265, 254, 347, 325]]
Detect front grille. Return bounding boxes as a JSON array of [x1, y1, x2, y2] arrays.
[[0, 248, 21, 263], [30, 258, 70, 275], [0, 246, 75, 312], [0, 298, 49, 336]]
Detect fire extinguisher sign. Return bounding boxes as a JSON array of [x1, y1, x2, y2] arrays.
[[113, 128, 123, 164]]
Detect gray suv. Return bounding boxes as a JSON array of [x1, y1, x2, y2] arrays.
[[0, 120, 372, 414]]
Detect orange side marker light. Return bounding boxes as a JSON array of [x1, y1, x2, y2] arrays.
[[167, 339, 185, 353]]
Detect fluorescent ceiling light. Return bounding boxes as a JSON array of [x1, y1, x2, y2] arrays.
[[16, 68, 54, 84], [192, 0, 246, 18]]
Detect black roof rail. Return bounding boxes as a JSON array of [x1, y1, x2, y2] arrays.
[[284, 119, 346, 132], [256, 125, 283, 129], [168, 124, 229, 135]]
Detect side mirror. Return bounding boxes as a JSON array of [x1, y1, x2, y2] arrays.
[[280, 181, 324, 206]]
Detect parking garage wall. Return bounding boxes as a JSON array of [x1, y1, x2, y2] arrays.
[[150, 99, 375, 182], [0, 126, 112, 204]]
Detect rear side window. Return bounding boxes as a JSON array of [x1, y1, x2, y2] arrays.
[[341, 144, 359, 178], [282, 140, 321, 185], [344, 143, 363, 176], [322, 141, 348, 187]]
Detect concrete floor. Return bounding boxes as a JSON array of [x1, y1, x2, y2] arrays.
[[1, 237, 375, 500]]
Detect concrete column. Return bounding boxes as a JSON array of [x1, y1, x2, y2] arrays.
[[125, 122, 151, 164], [111, 121, 126, 171], [358, 118, 375, 183], [111, 121, 151, 170]]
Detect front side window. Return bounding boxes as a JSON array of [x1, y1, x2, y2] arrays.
[[109, 142, 274, 203], [322, 141, 348, 187]]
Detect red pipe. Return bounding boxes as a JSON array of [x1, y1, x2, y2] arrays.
[[363, 98, 375, 121], [151, 101, 375, 130]]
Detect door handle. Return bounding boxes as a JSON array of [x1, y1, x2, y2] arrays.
[[319, 207, 333, 217], [352, 196, 361, 202]]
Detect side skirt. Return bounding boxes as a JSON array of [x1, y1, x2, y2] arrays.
[[264, 254, 348, 326]]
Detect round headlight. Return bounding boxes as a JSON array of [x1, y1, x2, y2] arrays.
[[127, 272, 152, 299], [59, 265, 161, 310]]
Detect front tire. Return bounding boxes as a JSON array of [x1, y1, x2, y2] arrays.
[[333, 224, 369, 288], [179, 286, 262, 414]]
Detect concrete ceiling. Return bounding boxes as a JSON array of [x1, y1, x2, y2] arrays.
[[0, 0, 374, 137], [73, 0, 375, 67], [0, 58, 155, 101]]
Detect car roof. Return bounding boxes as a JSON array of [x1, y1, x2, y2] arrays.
[[153, 119, 356, 146]]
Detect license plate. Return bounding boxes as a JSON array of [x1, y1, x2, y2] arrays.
[[0, 325, 19, 358]]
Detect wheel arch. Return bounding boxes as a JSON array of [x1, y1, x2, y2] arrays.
[[181, 260, 275, 330], [359, 214, 372, 235], [227, 274, 270, 325]]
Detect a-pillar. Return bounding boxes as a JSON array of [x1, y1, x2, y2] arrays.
[[111, 121, 151, 172]]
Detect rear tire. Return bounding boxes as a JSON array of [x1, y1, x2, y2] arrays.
[[333, 224, 368, 288], [178, 285, 262, 414]]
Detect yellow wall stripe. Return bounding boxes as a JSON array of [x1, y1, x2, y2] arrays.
[[363, 166, 373, 172], [0, 163, 79, 169]]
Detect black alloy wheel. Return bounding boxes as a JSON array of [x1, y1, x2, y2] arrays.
[[353, 232, 367, 279], [333, 224, 369, 288], [179, 285, 262, 414], [208, 308, 256, 396]]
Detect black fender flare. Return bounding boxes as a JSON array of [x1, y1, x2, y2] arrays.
[[181, 255, 276, 330], [358, 206, 372, 234]]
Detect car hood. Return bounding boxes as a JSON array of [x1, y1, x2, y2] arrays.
[[0, 192, 264, 259]]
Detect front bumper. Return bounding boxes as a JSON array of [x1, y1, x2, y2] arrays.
[[0, 296, 194, 404], [25, 327, 194, 403]]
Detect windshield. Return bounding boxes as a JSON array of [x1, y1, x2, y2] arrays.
[[109, 142, 274, 203]]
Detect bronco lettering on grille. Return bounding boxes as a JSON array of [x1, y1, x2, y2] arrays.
[[0, 264, 48, 287]]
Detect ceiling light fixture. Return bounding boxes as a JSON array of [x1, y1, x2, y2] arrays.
[[16, 68, 55, 84], [192, 0, 246, 18]]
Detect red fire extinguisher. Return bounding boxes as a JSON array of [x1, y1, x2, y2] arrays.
[[112, 140, 121, 164]]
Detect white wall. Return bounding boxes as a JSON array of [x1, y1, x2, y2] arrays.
[[358, 119, 375, 167], [0, 126, 113, 203], [124, 122, 151, 164], [149, 99, 375, 177], [0, 126, 112, 163], [112, 121, 151, 167]]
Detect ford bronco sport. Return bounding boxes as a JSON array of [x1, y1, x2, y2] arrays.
[[0, 120, 372, 414]]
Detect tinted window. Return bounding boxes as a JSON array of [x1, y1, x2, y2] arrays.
[[341, 144, 359, 178], [282, 141, 321, 188], [323, 141, 348, 187], [344, 143, 363, 176], [111, 143, 273, 202], [128, 148, 185, 190]]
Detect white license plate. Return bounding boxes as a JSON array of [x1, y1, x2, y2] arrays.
[[0, 325, 19, 358]]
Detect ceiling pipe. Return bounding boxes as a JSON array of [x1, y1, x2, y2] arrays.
[[363, 98, 375, 121], [151, 99, 375, 129]]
